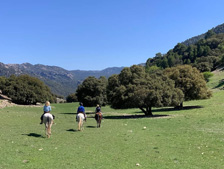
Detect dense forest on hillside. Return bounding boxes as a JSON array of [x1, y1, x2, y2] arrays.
[[146, 30, 224, 72], [182, 23, 224, 46]]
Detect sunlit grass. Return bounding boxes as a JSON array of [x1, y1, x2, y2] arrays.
[[1, 90, 224, 168]]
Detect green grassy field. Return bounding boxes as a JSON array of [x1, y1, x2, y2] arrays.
[[1, 72, 224, 169]]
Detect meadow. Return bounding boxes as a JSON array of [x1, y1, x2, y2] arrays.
[[1, 73, 224, 169]]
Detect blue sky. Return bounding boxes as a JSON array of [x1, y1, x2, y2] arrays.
[[0, 0, 223, 70]]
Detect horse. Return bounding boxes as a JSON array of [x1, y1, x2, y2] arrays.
[[95, 112, 103, 128], [43, 113, 54, 138], [77, 113, 85, 131]]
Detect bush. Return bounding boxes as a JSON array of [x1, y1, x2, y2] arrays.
[[203, 72, 214, 82]]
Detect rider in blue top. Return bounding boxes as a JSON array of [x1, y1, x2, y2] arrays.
[[40, 101, 52, 124], [77, 102, 86, 121]]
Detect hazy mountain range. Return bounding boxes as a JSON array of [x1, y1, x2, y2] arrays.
[[0, 62, 124, 97]]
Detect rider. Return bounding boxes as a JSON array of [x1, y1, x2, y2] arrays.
[[77, 102, 86, 121], [40, 101, 51, 124], [95, 104, 103, 118]]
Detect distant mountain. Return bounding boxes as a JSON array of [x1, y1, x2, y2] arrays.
[[182, 23, 224, 46], [0, 62, 123, 97]]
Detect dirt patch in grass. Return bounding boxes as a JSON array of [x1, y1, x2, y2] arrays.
[[0, 100, 15, 108], [0, 99, 43, 109]]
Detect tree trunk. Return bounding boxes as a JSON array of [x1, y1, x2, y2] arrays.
[[175, 102, 183, 109], [180, 102, 183, 108], [139, 106, 153, 116]]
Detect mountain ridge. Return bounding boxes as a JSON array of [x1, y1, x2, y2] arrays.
[[0, 62, 124, 97], [182, 23, 224, 46]]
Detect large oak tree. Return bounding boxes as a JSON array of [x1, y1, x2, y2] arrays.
[[107, 65, 184, 116]]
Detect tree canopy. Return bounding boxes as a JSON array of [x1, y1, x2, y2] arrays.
[[66, 93, 78, 103], [0, 74, 56, 104], [164, 65, 212, 107], [107, 65, 184, 116], [76, 76, 107, 106]]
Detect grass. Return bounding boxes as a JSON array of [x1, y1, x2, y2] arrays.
[[1, 71, 224, 169], [207, 69, 224, 90]]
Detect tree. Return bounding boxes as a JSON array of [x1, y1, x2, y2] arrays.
[[107, 65, 184, 116], [0, 76, 6, 91], [164, 65, 212, 108], [76, 76, 107, 106], [205, 30, 215, 39], [2, 75, 56, 104], [203, 72, 214, 82], [66, 93, 78, 102]]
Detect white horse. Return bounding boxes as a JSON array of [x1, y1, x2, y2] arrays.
[[77, 113, 85, 131], [43, 113, 54, 138]]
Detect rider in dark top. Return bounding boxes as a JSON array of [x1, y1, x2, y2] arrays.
[[77, 102, 86, 121], [95, 104, 103, 118], [95, 104, 101, 113]]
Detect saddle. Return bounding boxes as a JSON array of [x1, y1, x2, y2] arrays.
[[95, 112, 102, 118]]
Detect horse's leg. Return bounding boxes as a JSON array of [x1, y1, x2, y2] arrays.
[[46, 122, 50, 138], [81, 120, 84, 131], [78, 119, 81, 131], [45, 124, 48, 138], [48, 120, 53, 137], [97, 114, 100, 128]]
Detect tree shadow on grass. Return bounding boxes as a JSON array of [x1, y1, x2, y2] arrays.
[[22, 133, 44, 138], [213, 80, 224, 89], [60, 112, 75, 115], [86, 112, 95, 115], [104, 106, 203, 120], [152, 105, 204, 113], [104, 114, 169, 120], [59, 112, 95, 115]]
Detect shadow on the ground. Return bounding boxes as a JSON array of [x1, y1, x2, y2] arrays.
[[22, 133, 44, 138], [59, 112, 75, 115], [86, 125, 97, 128], [104, 106, 203, 120], [152, 105, 203, 112], [60, 106, 203, 120], [59, 112, 95, 115], [213, 79, 224, 89], [66, 129, 78, 132], [104, 114, 169, 120]]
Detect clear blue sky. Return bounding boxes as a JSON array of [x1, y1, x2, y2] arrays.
[[0, 0, 223, 70]]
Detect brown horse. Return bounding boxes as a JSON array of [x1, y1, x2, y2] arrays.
[[95, 112, 102, 128]]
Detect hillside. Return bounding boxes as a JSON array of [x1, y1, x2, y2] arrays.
[[182, 23, 224, 46], [0, 62, 123, 97], [207, 67, 224, 90]]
